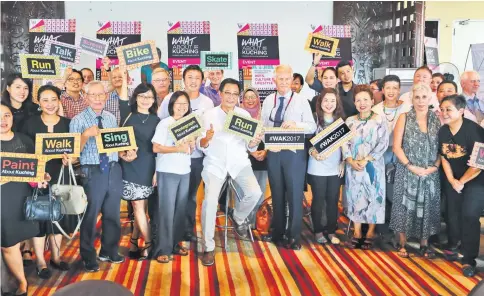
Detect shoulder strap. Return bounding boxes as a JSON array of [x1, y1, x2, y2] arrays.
[[122, 112, 133, 127]]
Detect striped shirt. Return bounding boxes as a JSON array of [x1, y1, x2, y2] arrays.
[[69, 107, 119, 165], [105, 90, 121, 125], [61, 91, 89, 119]]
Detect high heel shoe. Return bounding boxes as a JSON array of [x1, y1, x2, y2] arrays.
[[128, 237, 140, 259], [138, 241, 152, 261]]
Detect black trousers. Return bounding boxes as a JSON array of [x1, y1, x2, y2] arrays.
[[184, 157, 204, 235], [307, 174, 340, 234], [444, 182, 463, 247], [267, 150, 306, 242], [461, 184, 484, 267], [80, 163, 123, 262]]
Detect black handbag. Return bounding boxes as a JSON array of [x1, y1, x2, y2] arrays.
[[24, 187, 63, 222], [385, 155, 396, 184]]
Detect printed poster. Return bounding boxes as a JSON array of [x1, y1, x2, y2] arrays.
[[471, 43, 484, 100], [237, 23, 280, 101], [309, 25, 352, 68], [29, 19, 76, 54], [167, 21, 210, 68]]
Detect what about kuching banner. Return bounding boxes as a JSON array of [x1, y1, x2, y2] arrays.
[[29, 19, 76, 54], [167, 21, 211, 68], [310, 25, 352, 68]]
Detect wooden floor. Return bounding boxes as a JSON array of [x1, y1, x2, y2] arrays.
[[15, 185, 484, 295]]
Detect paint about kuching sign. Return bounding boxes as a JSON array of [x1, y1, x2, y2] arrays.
[[469, 142, 484, 170], [95, 127, 137, 153], [0, 152, 46, 183], [116, 40, 159, 70], [35, 133, 81, 159], [223, 111, 262, 141], [168, 114, 203, 144], [310, 118, 353, 157], [20, 54, 61, 79], [304, 33, 339, 57], [264, 128, 305, 150]]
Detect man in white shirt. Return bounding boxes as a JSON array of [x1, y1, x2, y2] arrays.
[[399, 66, 440, 111], [261, 65, 317, 250], [197, 78, 263, 266], [158, 65, 214, 242], [460, 70, 484, 125]]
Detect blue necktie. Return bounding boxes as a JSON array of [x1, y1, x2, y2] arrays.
[[274, 96, 285, 127], [97, 116, 109, 174]]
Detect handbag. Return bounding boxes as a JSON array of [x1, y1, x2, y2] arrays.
[[385, 155, 396, 184], [24, 187, 63, 222], [256, 197, 273, 235], [51, 161, 88, 240]]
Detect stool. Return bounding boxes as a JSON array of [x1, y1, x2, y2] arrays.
[[216, 175, 254, 250]]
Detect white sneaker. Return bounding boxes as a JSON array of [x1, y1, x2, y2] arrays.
[[315, 233, 327, 244]]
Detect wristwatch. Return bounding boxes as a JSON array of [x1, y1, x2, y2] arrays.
[[311, 62, 318, 67]]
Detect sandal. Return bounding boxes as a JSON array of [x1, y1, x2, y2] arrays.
[[419, 245, 436, 259], [128, 237, 140, 259], [22, 250, 33, 267], [345, 237, 361, 249], [361, 237, 375, 250], [173, 244, 189, 256], [156, 255, 170, 264], [328, 234, 341, 245], [397, 247, 409, 258], [138, 241, 152, 261]]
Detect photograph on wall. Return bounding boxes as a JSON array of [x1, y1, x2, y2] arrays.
[[29, 19, 76, 54]]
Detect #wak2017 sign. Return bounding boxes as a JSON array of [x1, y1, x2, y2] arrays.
[[264, 128, 305, 150], [168, 114, 203, 144], [469, 142, 484, 170], [200, 51, 232, 70], [78, 36, 109, 58], [35, 133, 81, 159], [44, 40, 81, 65], [310, 118, 353, 157], [223, 111, 262, 142], [0, 153, 46, 183], [20, 54, 61, 79], [304, 33, 339, 57], [95, 127, 137, 153], [116, 40, 159, 70]]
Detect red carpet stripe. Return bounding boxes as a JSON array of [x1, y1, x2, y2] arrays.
[[261, 242, 292, 295], [170, 256, 182, 296], [252, 241, 282, 295]]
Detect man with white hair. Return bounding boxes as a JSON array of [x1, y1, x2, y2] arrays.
[[261, 65, 316, 250], [460, 70, 483, 124]]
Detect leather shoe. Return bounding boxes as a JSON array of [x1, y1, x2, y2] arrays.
[[201, 251, 215, 266], [284, 238, 302, 250], [229, 212, 249, 239], [183, 232, 197, 242]]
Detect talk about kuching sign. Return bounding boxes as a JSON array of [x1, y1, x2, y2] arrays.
[[264, 128, 305, 150], [20, 54, 61, 79], [0, 153, 47, 183], [304, 33, 339, 57], [116, 40, 159, 70], [35, 133, 81, 159], [95, 127, 137, 153], [469, 142, 484, 170], [223, 111, 262, 142], [78, 36, 109, 58], [310, 118, 353, 157], [44, 40, 81, 65], [200, 51, 232, 70], [168, 114, 203, 144]]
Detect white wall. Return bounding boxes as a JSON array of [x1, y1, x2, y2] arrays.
[[65, 1, 333, 98]]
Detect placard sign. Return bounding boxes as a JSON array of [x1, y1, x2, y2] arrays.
[[35, 133, 81, 159], [78, 36, 109, 58], [0, 153, 46, 182], [310, 118, 353, 157], [264, 128, 305, 150], [469, 142, 484, 170], [116, 40, 159, 70], [304, 33, 339, 57], [223, 111, 262, 141], [44, 40, 81, 65], [20, 54, 61, 79], [200, 51, 232, 70], [95, 127, 137, 153], [168, 113, 203, 144]]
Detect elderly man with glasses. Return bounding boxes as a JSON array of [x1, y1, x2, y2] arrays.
[[70, 81, 125, 272]]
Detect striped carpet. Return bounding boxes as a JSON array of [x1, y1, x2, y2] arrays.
[[24, 189, 482, 296]]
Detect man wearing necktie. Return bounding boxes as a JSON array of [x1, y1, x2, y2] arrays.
[[261, 65, 317, 250], [460, 71, 484, 125], [70, 81, 125, 272]]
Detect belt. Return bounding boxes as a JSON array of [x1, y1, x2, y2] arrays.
[[81, 161, 118, 168]]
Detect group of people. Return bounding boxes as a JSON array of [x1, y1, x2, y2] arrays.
[[1, 53, 484, 295]]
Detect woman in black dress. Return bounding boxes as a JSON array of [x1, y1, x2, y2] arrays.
[[1, 103, 50, 296], [21, 85, 71, 279], [119, 83, 159, 260]]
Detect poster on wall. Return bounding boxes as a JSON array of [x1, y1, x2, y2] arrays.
[[95, 21, 142, 81], [237, 23, 280, 101], [424, 37, 439, 70], [309, 25, 352, 68], [167, 21, 210, 68], [29, 19, 76, 54], [471, 43, 484, 100]]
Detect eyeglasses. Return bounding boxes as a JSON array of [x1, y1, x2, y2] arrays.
[[223, 91, 240, 98], [152, 78, 169, 83], [137, 95, 154, 101], [87, 93, 106, 99], [68, 78, 82, 83]]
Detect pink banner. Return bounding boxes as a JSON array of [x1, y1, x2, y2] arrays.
[[168, 58, 201, 67], [238, 59, 280, 68]]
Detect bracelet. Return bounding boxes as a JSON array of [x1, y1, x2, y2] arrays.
[[311, 62, 318, 67], [404, 162, 412, 168]]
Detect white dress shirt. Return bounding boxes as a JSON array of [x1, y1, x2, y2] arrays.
[[158, 92, 214, 158], [197, 106, 258, 180], [399, 91, 440, 112]]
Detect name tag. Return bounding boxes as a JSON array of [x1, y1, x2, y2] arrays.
[[35, 133, 81, 159], [168, 114, 203, 144], [0, 153, 47, 183], [264, 128, 305, 150], [310, 118, 353, 157], [95, 127, 137, 153], [469, 142, 484, 170], [224, 111, 262, 141]]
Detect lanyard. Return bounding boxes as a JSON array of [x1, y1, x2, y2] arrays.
[[272, 91, 295, 121]]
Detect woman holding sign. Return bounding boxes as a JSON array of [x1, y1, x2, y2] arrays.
[[21, 85, 72, 278], [151, 91, 194, 263], [343, 85, 389, 249], [438, 95, 484, 277], [119, 83, 160, 260], [308, 88, 345, 245]]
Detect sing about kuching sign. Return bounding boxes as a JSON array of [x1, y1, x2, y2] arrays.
[[95, 127, 137, 153]]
